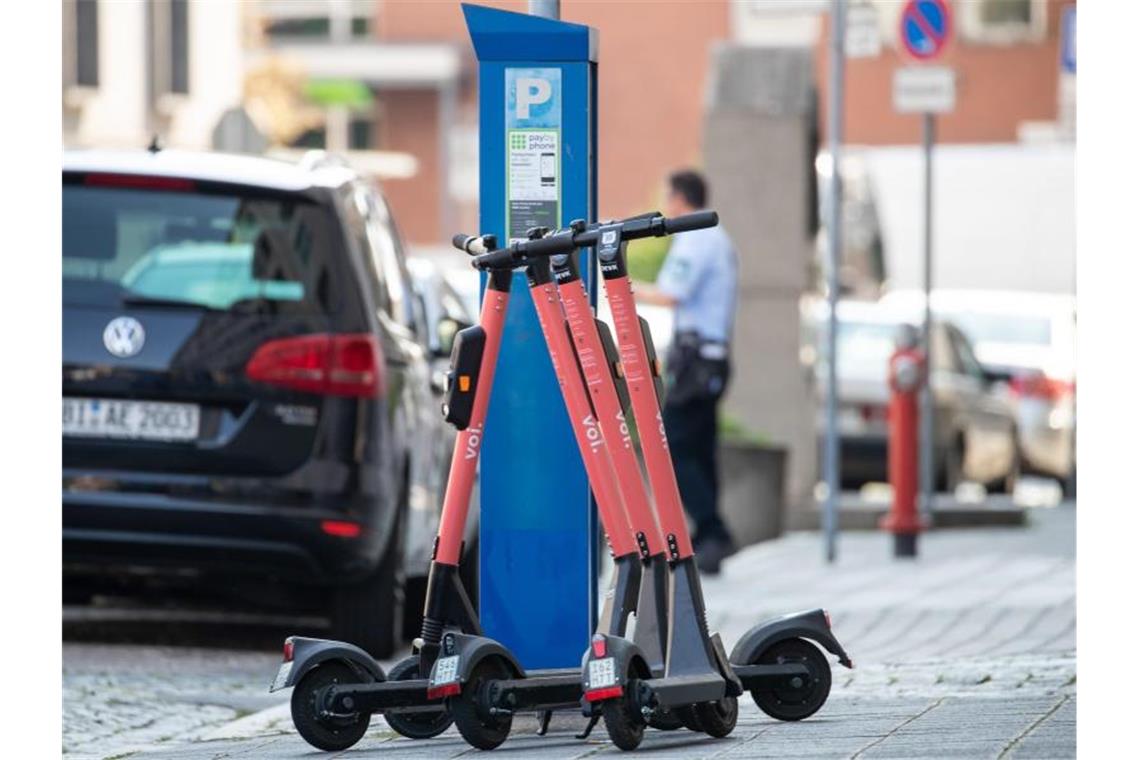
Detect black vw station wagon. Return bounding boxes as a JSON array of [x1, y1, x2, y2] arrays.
[[62, 148, 456, 656]]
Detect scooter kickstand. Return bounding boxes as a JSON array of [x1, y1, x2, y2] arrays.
[[575, 713, 600, 740], [536, 710, 553, 736]]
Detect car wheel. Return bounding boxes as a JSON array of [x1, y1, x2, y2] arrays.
[[988, 451, 1021, 495], [331, 501, 405, 659]]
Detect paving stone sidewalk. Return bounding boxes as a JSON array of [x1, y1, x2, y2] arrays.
[[64, 504, 1075, 759]]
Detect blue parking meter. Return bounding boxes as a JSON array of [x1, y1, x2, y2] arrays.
[[463, 3, 599, 670]]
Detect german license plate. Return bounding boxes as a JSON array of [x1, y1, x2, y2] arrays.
[[270, 661, 293, 692], [431, 655, 460, 687], [63, 397, 200, 442], [588, 657, 617, 689]]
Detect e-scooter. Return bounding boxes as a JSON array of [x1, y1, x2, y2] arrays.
[[465, 213, 853, 750], [275, 222, 672, 752]]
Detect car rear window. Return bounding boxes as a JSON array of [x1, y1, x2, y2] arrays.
[[63, 178, 344, 314]]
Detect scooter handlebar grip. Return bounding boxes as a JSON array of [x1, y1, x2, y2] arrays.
[[663, 210, 719, 234], [451, 234, 471, 252], [472, 247, 517, 270], [520, 233, 577, 259]]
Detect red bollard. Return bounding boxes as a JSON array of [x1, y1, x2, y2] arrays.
[[880, 328, 928, 557]]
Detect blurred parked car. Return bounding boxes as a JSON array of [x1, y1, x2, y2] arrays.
[[804, 299, 1020, 491], [880, 289, 1075, 494], [62, 148, 457, 656]]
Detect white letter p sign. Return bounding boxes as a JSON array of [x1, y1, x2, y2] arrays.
[[515, 77, 552, 120]]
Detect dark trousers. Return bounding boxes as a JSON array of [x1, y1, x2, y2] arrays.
[[663, 395, 730, 544]]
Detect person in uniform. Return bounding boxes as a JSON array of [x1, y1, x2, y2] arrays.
[[634, 169, 739, 574]]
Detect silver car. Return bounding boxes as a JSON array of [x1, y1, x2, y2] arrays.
[[880, 290, 1075, 494], [805, 299, 1020, 492]]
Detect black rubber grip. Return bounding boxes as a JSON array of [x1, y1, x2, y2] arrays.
[[520, 233, 577, 258], [663, 210, 718, 234], [472, 247, 518, 270], [451, 234, 470, 252]]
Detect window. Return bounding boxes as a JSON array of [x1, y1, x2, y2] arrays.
[[959, 0, 1047, 45], [63, 0, 99, 88], [363, 192, 417, 334], [260, 0, 375, 42], [340, 187, 390, 317], [63, 180, 343, 315], [947, 328, 987, 382], [148, 0, 190, 99], [264, 16, 371, 39]]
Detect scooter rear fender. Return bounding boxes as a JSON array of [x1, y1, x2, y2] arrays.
[[580, 634, 650, 707], [271, 636, 385, 692], [729, 609, 853, 669], [436, 632, 525, 686]]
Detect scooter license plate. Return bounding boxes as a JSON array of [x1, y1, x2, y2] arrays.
[[270, 661, 293, 692], [431, 655, 460, 687], [588, 657, 617, 689]]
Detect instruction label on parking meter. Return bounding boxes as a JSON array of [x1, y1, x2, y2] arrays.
[[506, 68, 561, 243]]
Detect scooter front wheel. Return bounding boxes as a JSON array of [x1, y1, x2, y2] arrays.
[[383, 655, 453, 739], [451, 657, 514, 750], [750, 638, 832, 721], [290, 661, 371, 751]]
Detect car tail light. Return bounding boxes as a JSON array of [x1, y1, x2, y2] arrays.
[[283, 637, 295, 662], [245, 333, 384, 397], [321, 520, 363, 538], [1010, 374, 1073, 402]]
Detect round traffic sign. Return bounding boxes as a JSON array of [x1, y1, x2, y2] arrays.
[[900, 0, 952, 61]]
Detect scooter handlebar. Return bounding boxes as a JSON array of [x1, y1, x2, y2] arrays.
[[471, 246, 520, 270], [662, 210, 719, 235], [452, 234, 496, 256], [465, 209, 719, 269]]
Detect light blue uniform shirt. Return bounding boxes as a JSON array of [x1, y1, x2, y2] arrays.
[[655, 222, 738, 343]]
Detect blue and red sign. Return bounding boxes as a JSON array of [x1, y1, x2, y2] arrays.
[[900, 0, 952, 61]]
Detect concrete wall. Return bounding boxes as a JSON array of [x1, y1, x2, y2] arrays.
[[702, 45, 818, 519]]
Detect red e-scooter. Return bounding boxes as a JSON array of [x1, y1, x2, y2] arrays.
[[275, 218, 675, 752]]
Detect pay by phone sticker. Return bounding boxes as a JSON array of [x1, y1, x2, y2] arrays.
[[506, 67, 562, 244]]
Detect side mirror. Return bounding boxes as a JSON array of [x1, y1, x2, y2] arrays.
[[435, 316, 471, 358]]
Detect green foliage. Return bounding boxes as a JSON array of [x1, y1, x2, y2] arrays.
[[718, 413, 771, 446], [626, 235, 670, 283]]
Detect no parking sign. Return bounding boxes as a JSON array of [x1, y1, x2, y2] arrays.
[[900, 0, 952, 61]]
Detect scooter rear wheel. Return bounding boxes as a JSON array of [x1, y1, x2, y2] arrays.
[[674, 705, 704, 732], [450, 657, 514, 750], [290, 661, 371, 751], [750, 638, 832, 721], [601, 667, 647, 751], [383, 655, 453, 739], [694, 695, 738, 737], [648, 707, 684, 731]]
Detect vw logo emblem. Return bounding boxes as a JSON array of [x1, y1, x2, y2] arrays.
[[103, 316, 146, 358]]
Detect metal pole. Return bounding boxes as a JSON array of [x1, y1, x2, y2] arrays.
[[919, 113, 935, 520], [529, 0, 560, 19], [823, 0, 846, 564]]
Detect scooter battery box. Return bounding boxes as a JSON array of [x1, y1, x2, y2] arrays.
[[443, 325, 486, 430]]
